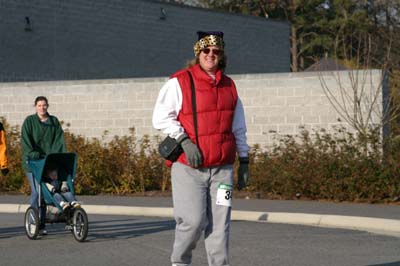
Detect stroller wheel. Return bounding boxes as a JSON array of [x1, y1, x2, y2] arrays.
[[71, 208, 89, 242], [24, 207, 39, 240]]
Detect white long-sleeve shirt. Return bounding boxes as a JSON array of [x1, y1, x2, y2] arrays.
[[152, 77, 249, 158]]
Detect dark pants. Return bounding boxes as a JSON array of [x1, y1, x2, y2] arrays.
[[26, 172, 46, 227]]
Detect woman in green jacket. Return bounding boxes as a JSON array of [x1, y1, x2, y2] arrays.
[[21, 96, 66, 235]]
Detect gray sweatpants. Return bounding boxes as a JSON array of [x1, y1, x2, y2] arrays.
[[171, 162, 233, 266]]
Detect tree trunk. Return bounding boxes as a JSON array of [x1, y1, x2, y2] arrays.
[[291, 24, 298, 72]]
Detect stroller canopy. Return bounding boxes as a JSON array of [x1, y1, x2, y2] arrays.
[[28, 153, 77, 183]]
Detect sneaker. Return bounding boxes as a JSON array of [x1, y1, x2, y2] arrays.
[[71, 201, 81, 209], [60, 201, 70, 211]]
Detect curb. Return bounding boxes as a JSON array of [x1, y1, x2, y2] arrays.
[[1, 204, 399, 236]]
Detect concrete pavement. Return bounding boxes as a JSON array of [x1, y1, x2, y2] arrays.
[[1, 194, 399, 237]]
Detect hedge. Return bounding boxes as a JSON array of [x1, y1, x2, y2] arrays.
[[1, 118, 399, 203]]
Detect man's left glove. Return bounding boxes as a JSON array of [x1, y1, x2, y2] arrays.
[[237, 157, 249, 191], [1, 168, 9, 176]]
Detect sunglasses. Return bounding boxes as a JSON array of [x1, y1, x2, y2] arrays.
[[201, 48, 222, 56]]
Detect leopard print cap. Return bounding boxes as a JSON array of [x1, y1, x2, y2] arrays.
[[193, 35, 224, 56]]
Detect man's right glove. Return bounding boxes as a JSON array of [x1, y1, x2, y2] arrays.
[[1, 168, 9, 176], [237, 157, 250, 191], [177, 133, 203, 168]]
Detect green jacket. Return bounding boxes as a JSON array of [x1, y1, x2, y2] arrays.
[[21, 113, 66, 171]]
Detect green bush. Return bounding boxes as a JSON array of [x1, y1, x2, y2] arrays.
[[0, 119, 26, 192], [0, 118, 170, 195], [64, 128, 170, 195], [1, 117, 399, 203], [248, 127, 400, 202]]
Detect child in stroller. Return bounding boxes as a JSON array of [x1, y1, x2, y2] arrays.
[[44, 163, 81, 210], [24, 153, 88, 242]]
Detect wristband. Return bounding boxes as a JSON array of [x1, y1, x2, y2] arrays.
[[239, 157, 249, 164], [176, 133, 189, 144]]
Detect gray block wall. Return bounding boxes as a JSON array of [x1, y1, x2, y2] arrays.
[[0, 70, 383, 148], [0, 0, 289, 82]]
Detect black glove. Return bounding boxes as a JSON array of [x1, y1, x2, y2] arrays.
[[1, 168, 9, 176], [237, 157, 249, 191], [51, 187, 56, 194], [177, 133, 203, 168]]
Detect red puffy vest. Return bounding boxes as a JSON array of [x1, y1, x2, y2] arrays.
[[171, 64, 238, 167]]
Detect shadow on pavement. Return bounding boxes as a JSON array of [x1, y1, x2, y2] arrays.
[[367, 262, 400, 266], [86, 217, 176, 242], [0, 226, 26, 239], [0, 217, 176, 241]]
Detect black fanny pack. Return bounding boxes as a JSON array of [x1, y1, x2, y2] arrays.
[[158, 136, 183, 162]]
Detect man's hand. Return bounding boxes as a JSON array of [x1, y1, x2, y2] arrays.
[[1, 168, 9, 176], [237, 157, 249, 190], [177, 134, 203, 168]]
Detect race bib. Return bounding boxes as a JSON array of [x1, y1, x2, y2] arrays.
[[216, 183, 233, 207]]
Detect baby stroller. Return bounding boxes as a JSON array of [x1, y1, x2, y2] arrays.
[[24, 153, 89, 242]]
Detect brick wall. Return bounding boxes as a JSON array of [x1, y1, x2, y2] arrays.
[[0, 70, 384, 148]]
